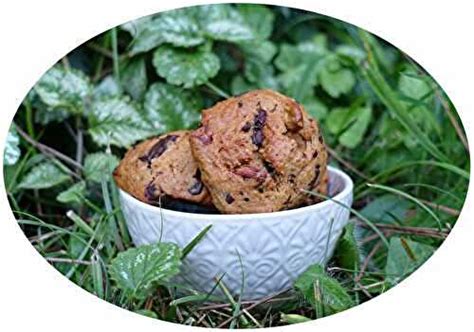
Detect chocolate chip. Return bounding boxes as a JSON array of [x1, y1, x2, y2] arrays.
[[318, 134, 324, 144], [288, 174, 296, 184], [252, 130, 264, 147], [225, 193, 234, 204], [197, 132, 213, 145], [313, 150, 319, 158], [187, 169, 204, 195], [144, 182, 159, 202], [244, 197, 250, 202], [188, 181, 204, 195], [139, 135, 178, 165], [254, 108, 267, 128], [241, 122, 252, 132], [263, 161, 275, 176], [251, 108, 267, 148], [258, 187, 264, 193], [238, 101, 243, 108]]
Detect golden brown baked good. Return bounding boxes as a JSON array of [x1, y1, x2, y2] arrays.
[[113, 130, 212, 205], [190, 89, 328, 214]]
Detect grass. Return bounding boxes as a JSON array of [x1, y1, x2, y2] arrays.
[[4, 4, 469, 328]]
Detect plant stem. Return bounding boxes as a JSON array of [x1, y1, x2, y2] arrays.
[[205, 82, 230, 98], [24, 100, 35, 137], [15, 124, 83, 172], [111, 27, 121, 89]]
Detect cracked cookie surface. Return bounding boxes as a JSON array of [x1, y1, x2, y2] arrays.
[[113, 130, 212, 206], [190, 89, 328, 214]]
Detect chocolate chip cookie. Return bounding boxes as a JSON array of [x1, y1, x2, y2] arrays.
[[190, 89, 328, 214], [113, 130, 212, 206]]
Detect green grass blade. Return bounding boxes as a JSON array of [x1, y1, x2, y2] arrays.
[[182, 225, 212, 259], [360, 30, 449, 163]]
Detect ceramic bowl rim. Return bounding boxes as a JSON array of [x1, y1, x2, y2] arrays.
[[118, 166, 353, 223]]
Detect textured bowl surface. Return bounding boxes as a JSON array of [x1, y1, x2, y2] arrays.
[[119, 166, 353, 300]]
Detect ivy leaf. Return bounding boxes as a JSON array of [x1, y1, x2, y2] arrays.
[[295, 264, 354, 314], [152, 45, 220, 88], [327, 106, 372, 149], [18, 161, 71, 190], [144, 83, 203, 132], [199, 4, 254, 43], [4, 125, 21, 166], [385, 237, 435, 286], [333, 223, 360, 270], [109, 242, 181, 299], [236, 4, 275, 40], [121, 58, 147, 100], [84, 153, 120, 183], [319, 56, 356, 98], [57, 181, 86, 204], [34, 66, 92, 114], [88, 97, 155, 148]]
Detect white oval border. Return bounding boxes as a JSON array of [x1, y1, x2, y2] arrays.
[[0, 1, 472, 332]]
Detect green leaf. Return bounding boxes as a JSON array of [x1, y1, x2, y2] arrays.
[[199, 4, 254, 43], [360, 194, 410, 223], [151, 8, 204, 47], [109, 242, 181, 299], [231, 75, 257, 95], [278, 63, 318, 101], [121, 16, 153, 37], [4, 125, 21, 166], [239, 41, 278, 89], [18, 161, 71, 189], [93, 76, 121, 99], [125, 9, 204, 54], [153, 45, 220, 88], [333, 223, 360, 270], [275, 42, 326, 72], [295, 264, 354, 314], [34, 65, 91, 114], [327, 105, 372, 148], [57, 181, 86, 204], [302, 96, 328, 121], [399, 71, 433, 101], [143, 83, 203, 131], [134, 309, 158, 319], [319, 56, 356, 98], [236, 4, 275, 40], [121, 58, 148, 100], [280, 314, 311, 324], [84, 153, 120, 183], [87, 97, 155, 148], [385, 237, 435, 286]]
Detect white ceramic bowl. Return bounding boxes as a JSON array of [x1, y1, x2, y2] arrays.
[[119, 166, 353, 300]]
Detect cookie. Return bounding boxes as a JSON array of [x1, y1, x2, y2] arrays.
[[113, 130, 212, 206], [190, 89, 328, 214]]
